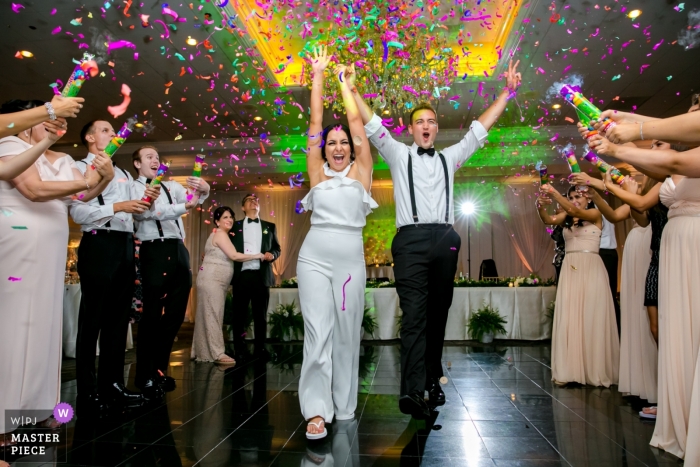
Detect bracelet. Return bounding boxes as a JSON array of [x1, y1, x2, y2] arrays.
[[44, 102, 56, 121], [640, 122, 644, 140], [83, 177, 91, 191], [602, 181, 608, 192]]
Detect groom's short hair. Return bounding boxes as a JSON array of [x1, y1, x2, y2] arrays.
[[409, 103, 437, 124]]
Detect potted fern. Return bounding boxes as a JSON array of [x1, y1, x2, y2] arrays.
[[467, 302, 507, 343], [269, 301, 304, 341], [362, 302, 378, 340]]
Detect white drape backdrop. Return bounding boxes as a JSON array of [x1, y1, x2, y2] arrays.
[[182, 182, 631, 320]]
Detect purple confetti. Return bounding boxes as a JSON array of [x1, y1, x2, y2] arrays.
[[341, 274, 352, 311]]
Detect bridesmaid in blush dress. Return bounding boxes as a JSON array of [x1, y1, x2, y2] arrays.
[[0, 100, 111, 446], [649, 176, 700, 459], [192, 206, 264, 365], [537, 185, 620, 387]]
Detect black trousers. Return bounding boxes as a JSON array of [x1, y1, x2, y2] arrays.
[[391, 224, 461, 396], [554, 264, 562, 285], [232, 269, 270, 351], [76, 231, 135, 395], [136, 239, 191, 385], [599, 248, 620, 337]]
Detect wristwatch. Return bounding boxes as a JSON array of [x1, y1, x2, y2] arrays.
[[44, 102, 57, 121]]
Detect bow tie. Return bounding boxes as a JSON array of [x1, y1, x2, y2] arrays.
[[247, 218, 260, 224], [417, 147, 435, 157], [145, 178, 152, 184]]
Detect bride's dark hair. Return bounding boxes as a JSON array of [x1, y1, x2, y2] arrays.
[[320, 124, 355, 162]]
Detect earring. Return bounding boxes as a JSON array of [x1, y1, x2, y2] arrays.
[[24, 131, 29, 138]]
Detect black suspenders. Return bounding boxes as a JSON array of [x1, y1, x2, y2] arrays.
[[77, 160, 128, 229], [149, 181, 183, 239], [406, 150, 450, 224]]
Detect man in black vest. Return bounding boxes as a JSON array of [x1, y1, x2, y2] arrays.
[[70, 121, 159, 411], [230, 193, 281, 359], [348, 61, 521, 419]]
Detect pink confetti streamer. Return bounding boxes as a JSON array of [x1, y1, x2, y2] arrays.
[[7, 276, 21, 282], [341, 274, 352, 311], [51, 26, 61, 35], [162, 3, 178, 20], [107, 84, 131, 118], [11, 3, 24, 13], [108, 40, 136, 53], [461, 14, 491, 22], [153, 19, 169, 39]]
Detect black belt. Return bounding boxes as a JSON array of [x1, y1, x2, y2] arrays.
[[397, 223, 452, 232], [83, 230, 133, 238], [140, 238, 183, 244]]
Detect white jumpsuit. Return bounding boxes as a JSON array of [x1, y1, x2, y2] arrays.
[[297, 162, 378, 423]]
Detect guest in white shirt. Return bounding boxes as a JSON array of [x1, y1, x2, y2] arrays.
[[346, 61, 522, 419], [130, 145, 209, 399], [70, 121, 161, 410]]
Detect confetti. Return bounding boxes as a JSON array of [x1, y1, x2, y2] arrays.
[[7, 277, 21, 282], [107, 84, 132, 118], [341, 274, 352, 311]]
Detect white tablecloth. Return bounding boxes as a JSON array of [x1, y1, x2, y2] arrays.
[[62, 284, 134, 358], [265, 287, 556, 341]]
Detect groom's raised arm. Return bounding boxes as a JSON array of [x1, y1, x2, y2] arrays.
[[349, 84, 404, 166]]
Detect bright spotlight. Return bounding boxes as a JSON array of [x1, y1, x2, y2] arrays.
[[461, 201, 476, 215]]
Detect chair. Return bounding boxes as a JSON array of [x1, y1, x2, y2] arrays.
[[479, 259, 498, 280]]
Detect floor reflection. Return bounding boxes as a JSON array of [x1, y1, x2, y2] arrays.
[[11, 342, 680, 466]]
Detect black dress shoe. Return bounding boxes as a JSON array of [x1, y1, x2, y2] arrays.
[[156, 375, 176, 392], [399, 393, 431, 420], [106, 383, 145, 406], [427, 379, 446, 406], [76, 393, 110, 414], [138, 379, 165, 401]]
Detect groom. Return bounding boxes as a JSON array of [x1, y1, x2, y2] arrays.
[[230, 193, 281, 359], [348, 61, 521, 419]]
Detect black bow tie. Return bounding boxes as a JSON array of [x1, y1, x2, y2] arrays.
[[417, 147, 435, 157], [247, 218, 260, 224], [145, 178, 152, 184]]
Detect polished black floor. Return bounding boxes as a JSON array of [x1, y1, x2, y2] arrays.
[[7, 343, 685, 466]]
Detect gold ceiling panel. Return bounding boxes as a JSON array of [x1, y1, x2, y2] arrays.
[[223, 0, 522, 87]]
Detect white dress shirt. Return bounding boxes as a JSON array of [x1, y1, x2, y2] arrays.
[[130, 177, 208, 241], [241, 216, 262, 271], [69, 153, 134, 232], [599, 217, 617, 249], [364, 113, 488, 227]]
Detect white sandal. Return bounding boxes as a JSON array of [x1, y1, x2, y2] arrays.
[[306, 419, 327, 440]]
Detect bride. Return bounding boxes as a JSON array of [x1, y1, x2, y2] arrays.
[[297, 47, 377, 439]]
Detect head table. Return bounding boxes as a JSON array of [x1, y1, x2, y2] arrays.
[[262, 286, 556, 341]]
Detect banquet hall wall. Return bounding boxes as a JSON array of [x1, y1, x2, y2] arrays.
[[67, 180, 632, 323]]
